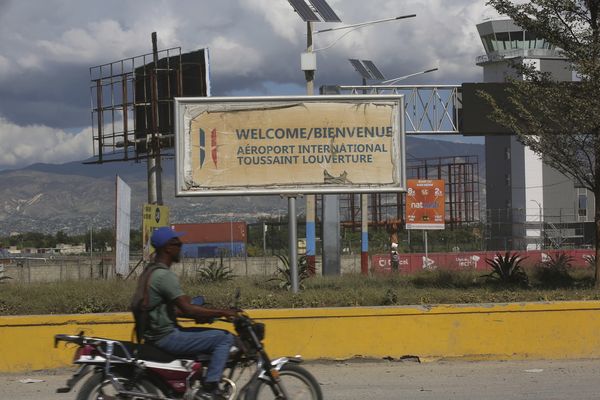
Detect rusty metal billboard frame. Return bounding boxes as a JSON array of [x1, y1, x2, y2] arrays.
[[174, 95, 406, 196]]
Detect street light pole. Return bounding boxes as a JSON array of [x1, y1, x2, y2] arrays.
[[305, 21, 315, 93]]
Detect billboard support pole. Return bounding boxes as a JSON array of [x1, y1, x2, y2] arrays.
[[322, 194, 341, 275], [305, 21, 317, 276], [288, 196, 299, 293], [361, 194, 369, 275], [147, 32, 163, 205]]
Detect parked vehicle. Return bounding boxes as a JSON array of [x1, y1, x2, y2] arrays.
[[54, 303, 322, 399]]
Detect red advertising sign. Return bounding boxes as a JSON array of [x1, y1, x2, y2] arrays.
[[405, 179, 445, 230]]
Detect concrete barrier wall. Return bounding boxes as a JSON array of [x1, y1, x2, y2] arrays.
[[2, 301, 600, 373], [1, 255, 364, 283]]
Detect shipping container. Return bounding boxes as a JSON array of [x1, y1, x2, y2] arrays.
[[182, 242, 246, 258], [171, 223, 247, 244]]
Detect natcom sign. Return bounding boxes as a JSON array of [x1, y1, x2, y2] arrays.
[[405, 179, 445, 230], [174, 95, 405, 195]]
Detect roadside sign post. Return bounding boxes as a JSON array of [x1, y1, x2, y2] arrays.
[[405, 179, 445, 270]]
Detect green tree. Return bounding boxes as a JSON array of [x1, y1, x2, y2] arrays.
[[92, 228, 114, 252], [481, 0, 600, 287], [130, 229, 142, 251], [55, 230, 69, 244]]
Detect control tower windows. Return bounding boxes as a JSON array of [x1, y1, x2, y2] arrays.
[[509, 31, 524, 49], [482, 34, 495, 53], [525, 31, 537, 48], [496, 32, 510, 50]]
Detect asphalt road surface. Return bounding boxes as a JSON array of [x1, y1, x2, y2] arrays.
[[1, 358, 599, 399]]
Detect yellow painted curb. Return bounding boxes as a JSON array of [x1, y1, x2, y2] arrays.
[[2, 301, 600, 372]]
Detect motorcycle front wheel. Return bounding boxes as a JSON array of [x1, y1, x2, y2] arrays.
[[246, 363, 323, 400], [76, 371, 162, 400]]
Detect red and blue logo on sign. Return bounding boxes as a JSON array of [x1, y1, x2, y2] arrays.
[[198, 128, 218, 168]]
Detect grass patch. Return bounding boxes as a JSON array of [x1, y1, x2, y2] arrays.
[[1, 269, 599, 316]]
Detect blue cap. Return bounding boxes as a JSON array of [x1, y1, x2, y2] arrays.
[[151, 226, 184, 248]]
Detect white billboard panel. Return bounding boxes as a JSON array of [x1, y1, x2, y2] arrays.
[[115, 176, 131, 276], [175, 95, 405, 196]]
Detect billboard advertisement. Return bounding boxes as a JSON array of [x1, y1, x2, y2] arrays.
[[174, 95, 405, 195], [405, 179, 445, 230]]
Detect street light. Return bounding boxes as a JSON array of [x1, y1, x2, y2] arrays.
[[530, 199, 543, 249], [380, 67, 439, 85], [287, 0, 416, 289], [348, 59, 385, 88], [348, 59, 438, 87]]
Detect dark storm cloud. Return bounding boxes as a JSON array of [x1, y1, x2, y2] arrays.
[[0, 64, 90, 128]]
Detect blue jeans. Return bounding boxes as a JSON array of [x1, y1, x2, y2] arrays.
[[155, 327, 234, 383]]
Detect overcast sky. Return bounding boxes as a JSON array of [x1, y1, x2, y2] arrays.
[[0, 0, 498, 171]]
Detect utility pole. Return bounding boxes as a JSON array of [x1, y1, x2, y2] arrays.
[[147, 32, 163, 205]]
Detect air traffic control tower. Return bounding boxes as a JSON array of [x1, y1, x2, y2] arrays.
[[476, 19, 594, 250]]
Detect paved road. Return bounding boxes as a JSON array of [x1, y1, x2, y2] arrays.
[[2, 358, 599, 399]]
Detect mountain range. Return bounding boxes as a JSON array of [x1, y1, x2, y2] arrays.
[[0, 137, 485, 235]]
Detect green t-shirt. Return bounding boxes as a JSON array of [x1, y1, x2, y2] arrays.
[[144, 264, 185, 341]]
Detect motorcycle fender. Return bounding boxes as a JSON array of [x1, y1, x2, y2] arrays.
[[257, 356, 303, 382], [271, 356, 303, 369], [56, 364, 93, 393]]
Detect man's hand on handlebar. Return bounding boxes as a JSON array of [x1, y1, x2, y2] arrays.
[[222, 308, 239, 321]]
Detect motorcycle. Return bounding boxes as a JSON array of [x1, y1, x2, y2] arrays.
[[54, 299, 322, 400]]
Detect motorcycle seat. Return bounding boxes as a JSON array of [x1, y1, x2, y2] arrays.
[[121, 341, 212, 363]]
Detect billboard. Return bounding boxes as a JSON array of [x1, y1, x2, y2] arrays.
[[405, 179, 445, 230], [174, 95, 405, 195], [135, 48, 211, 154], [142, 204, 170, 259]]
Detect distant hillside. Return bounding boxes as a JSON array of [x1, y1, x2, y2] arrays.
[[0, 137, 484, 235]]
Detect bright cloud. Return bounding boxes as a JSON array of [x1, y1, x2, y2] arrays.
[[208, 36, 263, 76], [0, 118, 92, 169]]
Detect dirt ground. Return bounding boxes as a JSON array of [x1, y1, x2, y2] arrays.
[[2, 358, 600, 399]]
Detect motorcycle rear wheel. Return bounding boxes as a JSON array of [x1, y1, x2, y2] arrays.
[[246, 363, 323, 400], [76, 371, 161, 400]]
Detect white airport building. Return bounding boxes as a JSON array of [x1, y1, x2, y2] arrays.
[[476, 18, 594, 250]]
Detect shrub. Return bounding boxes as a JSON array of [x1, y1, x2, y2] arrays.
[[196, 257, 235, 283], [584, 254, 595, 269], [535, 252, 573, 287], [268, 254, 310, 290], [383, 288, 398, 305], [483, 252, 529, 287]]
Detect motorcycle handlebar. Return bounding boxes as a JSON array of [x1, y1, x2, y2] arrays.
[[54, 333, 85, 347]]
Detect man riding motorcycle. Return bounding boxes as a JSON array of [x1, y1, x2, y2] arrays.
[[132, 226, 237, 400]]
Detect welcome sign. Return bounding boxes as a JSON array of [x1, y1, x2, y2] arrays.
[[175, 95, 405, 195]]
